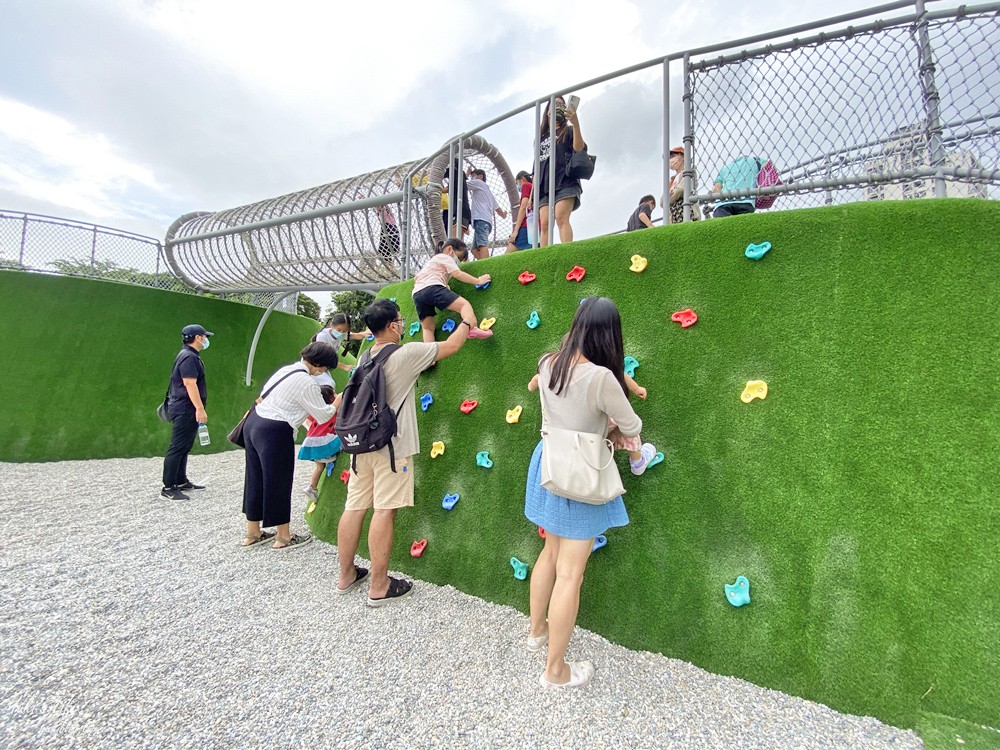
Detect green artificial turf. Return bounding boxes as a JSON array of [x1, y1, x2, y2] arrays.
[[0, 271, 324, 461], [306, 199, 1000, 738]]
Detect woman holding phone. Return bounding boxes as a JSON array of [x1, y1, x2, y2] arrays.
[[536, 94, 587, 247]]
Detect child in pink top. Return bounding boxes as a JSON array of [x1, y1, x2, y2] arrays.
[[412, 238, 493, 342]]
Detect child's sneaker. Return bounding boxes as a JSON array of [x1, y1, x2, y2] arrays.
[[304, 486, 318, 502], [468, 327, 494, 339], [630, 443, 657, 475]]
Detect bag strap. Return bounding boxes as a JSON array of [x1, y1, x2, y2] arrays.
[[259, 366, 307, 402], [574, 432, 617, 471]]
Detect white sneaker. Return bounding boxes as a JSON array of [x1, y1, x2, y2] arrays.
[[303, 486, 318, 502], [630, 443, 657, 476]]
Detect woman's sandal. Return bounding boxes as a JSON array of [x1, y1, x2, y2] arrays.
[[538, 660, 595, 689], [271, 533, 313, 550], [241, 531, 276, 548], [527, 632, 549, 653]]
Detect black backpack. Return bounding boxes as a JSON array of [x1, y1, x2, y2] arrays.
[[334, 343, 405, 473]]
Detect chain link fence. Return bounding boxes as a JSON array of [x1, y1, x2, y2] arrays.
[[0, 210, 296, 312], [685, 3, 998, 214]]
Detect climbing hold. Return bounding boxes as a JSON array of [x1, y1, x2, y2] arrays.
[[366, 334, 375, 341], [646, 452, 665, 470], [741, 380, 768, 403], [526, 311, 541, 329], [475, 280, 491, 290], [476, 451, 494, 469], [306, 500, 317, 515], [518, 270, 536, 285], [460, 399, 479, 414], [442, 319, 456, 333], [420, 392, 433, 412], [326, 462, 336, 477], [340, 469, 351, 484], [566, 265, 586, 282], [409, 321, 421, 337], [538, 526, 546, 539], [592, 535, 607, 552], [671, 308, 698, 328], [725, 575, 751, 607], [745, 241, 772, 260], [410, 539, 428, 558], [510, 557, 529, 580], [505, 405, 523, 424], [442, 492, 460, 511], [389, 297, 397, 303], [430, 441, 446, 458], [629, 254, 648, 273], [479, 317, 496, 331], [623, 356, 639, 377]]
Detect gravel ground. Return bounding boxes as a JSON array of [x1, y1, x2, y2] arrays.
[[0, 452, 921, 750]]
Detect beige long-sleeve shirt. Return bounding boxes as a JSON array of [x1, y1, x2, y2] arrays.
[[538, 358, 642, 438]]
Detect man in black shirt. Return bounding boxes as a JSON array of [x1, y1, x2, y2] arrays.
[[161, 324, 212, 500], [626, 195, 656, 232]]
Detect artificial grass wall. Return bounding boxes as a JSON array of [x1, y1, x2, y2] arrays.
[[0, 271, 327, 462], [306, 199, 999, 741]]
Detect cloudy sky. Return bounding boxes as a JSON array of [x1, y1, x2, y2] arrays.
[[1, 0, 885, 305]]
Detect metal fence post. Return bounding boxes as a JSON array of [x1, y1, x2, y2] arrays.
[[662, 58, 671, 224], [914, 0, 947, 198], [19, 214, 27, 267], [90, 225, 98, 271], [682, 52, 694, 222], [532, 102, 541, 248], [402, 176, 411, 279], [547, 94, 557, 245]]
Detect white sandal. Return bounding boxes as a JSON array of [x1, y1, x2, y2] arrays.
[[539, 660, 595, 689], [527, 633, 549, 653]]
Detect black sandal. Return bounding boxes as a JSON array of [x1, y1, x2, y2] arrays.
[[335, 566, 370, 595], [366, 576, 414, 608]]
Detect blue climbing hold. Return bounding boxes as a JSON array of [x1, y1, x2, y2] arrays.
[[725, 576, 751, 607], [442, 319, 456, 333], [623, 356, 639, 377], [476, 451, 494, 469], [475, 281, 491, 290], [420, 392, 433, 412], [745, 241, 772, 260], [326, 462, 335, 477], [442, 492, 460, 510], [409, 321, 421, 337], [510, 557, 528, 580], [366, 334, 374, 341], [526, 311, 540, 329], [592, 535, 607, 552]]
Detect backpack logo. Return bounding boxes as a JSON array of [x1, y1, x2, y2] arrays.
[[344, 433, 359, 447]]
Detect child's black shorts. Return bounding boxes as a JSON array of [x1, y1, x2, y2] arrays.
[[413, 285, 460, 320]]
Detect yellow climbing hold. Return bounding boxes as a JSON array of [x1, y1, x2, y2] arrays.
[[630, 254, 648, 273], [506, 405, 523, 424], [480, 317, 496, 331], [741, 380, 768, 403], [306, 500, 317, 514], [430, 441, 446, 458]]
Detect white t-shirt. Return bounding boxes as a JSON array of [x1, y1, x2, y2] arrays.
[[466, 177, 498, 224], [412, 253, 459, 294]]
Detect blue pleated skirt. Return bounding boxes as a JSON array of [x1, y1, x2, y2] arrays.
[[524, 440, 629, 540]]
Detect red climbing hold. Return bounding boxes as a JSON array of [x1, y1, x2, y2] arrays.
[[340, 469, 351, 484], [518, 271, 537, 285], [566, 265, 586, 282], [460, 399, 479, 414], [410, 538, 428, 557], [671, 308, 698, 328], [538, 526, 546, 539]]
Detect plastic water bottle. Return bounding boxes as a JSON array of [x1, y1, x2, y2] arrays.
[[197, 423, 210, 446]]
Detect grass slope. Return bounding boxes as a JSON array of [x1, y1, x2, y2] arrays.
[[307, 199, 999, 739], [0, 271, 324, 462]]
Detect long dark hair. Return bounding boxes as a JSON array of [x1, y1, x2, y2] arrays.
[[543, 297, 626, 397], [539, 96, 567, 141]]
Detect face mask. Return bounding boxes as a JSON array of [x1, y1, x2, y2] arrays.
[[201, 337, 210, 350], [330, 329, 346, 341], [554, 105, 567, 126]]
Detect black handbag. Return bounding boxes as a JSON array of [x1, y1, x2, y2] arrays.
[[227, 369, 303, 448], [566, 147, 596, 181], [156, 392, 170, 423]]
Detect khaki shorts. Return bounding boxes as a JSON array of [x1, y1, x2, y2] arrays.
[[344, 451, 414, 511]]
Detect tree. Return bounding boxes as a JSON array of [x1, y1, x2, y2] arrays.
[[296, 293, 321, 321]]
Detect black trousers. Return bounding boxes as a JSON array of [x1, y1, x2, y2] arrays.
[[242, 409, 295, 527], [163, 405, 198, 487]]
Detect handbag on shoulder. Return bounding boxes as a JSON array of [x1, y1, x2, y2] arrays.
[[565, 146, 596, 181], [539, 425, 625, 504], [227, 368, 303, 448]]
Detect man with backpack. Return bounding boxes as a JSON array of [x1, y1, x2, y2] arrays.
[[333, 298, 471, 607]]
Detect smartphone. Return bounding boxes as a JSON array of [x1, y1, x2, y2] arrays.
[[567, 95, 581, 111]]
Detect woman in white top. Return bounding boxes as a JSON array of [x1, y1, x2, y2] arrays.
[[241, 342, 339, 550], [524, 298, 656, 689]]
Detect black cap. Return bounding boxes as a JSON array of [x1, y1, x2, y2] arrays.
[[181, 324, 214, 338]]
